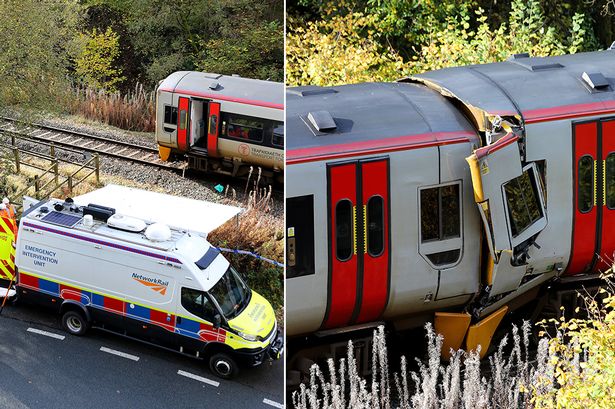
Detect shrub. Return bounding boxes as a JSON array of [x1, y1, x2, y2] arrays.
[[293, 276, 615, 408]]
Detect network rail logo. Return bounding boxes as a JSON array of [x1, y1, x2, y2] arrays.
[[132, 273, 169, 295]]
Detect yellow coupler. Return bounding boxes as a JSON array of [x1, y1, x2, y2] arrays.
[[435, 305, 508, 360], [158, 146, 172, 161]]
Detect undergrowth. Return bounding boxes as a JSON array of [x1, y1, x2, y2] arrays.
[[66, 84, 155, 132], [294, 275, 615, 409]]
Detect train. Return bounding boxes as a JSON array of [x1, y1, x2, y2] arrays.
[[285, 49, 615, 386], [155, 72, 284, 183]]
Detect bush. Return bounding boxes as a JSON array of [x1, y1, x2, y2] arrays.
[[293, 275, 615, 408]]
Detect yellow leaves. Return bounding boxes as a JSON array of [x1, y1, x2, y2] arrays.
[[75, 27, 125, 92]]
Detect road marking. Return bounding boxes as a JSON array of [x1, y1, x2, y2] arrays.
[[26, 327, 65, 340], [100, 346, 140, 361], [177, 370, 220, 387], [263, 398, 284, 408]]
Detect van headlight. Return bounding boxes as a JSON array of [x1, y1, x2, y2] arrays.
[[238, 331, 258, 342]]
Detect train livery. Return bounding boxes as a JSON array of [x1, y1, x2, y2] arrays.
[[286, 50, 615, 383], [156, 72, 284, 182]]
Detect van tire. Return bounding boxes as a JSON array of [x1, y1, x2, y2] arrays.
[[209, 353, 239, 379], [61, 310, 89, 336]]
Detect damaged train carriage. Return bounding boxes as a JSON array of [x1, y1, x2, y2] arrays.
[[285, 50, 615, 385]]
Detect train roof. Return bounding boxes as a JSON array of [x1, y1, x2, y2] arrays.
[[412, 50, 615, 124], [286, 82, 478, 163], [158, 71, 283, 110]]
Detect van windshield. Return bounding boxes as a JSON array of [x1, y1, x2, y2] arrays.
[[208, 266, 251, 320]]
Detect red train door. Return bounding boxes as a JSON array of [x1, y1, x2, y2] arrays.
[[177, 97, 190, 152], [206, 102, 220, 157], [323, 157, 390, 329], [598, 118, 615, 270], [568, 118, 615, 274]]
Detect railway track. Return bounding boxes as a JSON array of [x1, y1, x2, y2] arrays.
[[0, 117, 186, 171]]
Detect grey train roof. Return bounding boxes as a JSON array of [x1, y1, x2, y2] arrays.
[[412, 50, 615, 121], [158, 71, 283, 108], [286, 82, 478, 151]]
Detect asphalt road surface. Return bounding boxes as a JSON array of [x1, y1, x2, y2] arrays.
[[0, 303, 284, 409]]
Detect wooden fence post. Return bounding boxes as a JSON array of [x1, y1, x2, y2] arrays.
[[12, 147, 20, 173], [94, 154, 100, 184]]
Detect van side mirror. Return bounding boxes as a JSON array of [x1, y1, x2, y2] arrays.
[[213, 314, 222, 329]]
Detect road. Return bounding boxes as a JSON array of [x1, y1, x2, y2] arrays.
[[0, 303, 285, 409]]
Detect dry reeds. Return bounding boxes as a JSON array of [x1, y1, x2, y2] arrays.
[[66, 83, 155, 132], [208, 185, 283, 309]]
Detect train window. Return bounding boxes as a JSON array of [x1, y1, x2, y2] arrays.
[[607, 153, 615, 209], [426, 249, 461, 266], [226, 115, 264, 142], [286, 195, 315, 278], [164, 106, 178, 125], [272, 123, 284, 148], [336, 199, 353, 261], [367, 196, 384, 256], [181, 287, 217, 322], [420, 184, 460, 242], [504, 169, 543, 237], [578, 155, 594, 213]]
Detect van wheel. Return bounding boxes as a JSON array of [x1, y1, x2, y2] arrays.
[[209, 353, 239, 379], [61, 310, 89, 336]]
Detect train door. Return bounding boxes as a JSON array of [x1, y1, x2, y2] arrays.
[[569, 117, 615, 273], [206, 102, 221, 157], [177, 96, 190, 152], [323, 157, 390, 329], [189, 99, 205, 148], [466, 134, 547, 296]]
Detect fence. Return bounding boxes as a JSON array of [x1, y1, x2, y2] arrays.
[[0, 130, 100, 212]]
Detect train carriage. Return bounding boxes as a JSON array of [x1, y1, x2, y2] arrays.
[[286, 49, 615, 386], [156, 72, 284, 182]]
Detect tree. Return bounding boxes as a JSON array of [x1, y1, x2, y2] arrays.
[[0, 0, 82, 112], [75, 27, 125, 91]]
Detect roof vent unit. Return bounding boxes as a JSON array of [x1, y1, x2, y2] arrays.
[[209, 81, 220, 90], [145, 223, 172, 242], [582, 71, 610, 90], [307, 110, 337, 132], [510, 58, 564, 71], [508, 53, 530, 60], [107, 214, 147, 233], [203, 73, 223, 80], [83, 203, 115, 222], [83, 214, 94, 228]]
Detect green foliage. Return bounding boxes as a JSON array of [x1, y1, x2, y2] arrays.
[[532, 278, 615, 408], [287, 11, 406, 86], [0, 0, 83, 111], [87, 0, 283, 87], [287, 0, 604, 86], [75, 27, 125, 91]]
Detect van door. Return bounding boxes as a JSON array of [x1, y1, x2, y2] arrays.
[[323, 157, 390, 329], [569, 117, 615, 274], [466, 134, 548, 296], [176, 287, 225, 356]]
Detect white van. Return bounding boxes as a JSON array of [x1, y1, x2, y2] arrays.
[[12, 194, 282, 379]]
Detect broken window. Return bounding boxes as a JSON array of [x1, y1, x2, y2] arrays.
[[504, 169, 543, 237]]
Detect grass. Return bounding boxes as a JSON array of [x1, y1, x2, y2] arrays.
[[292, 275, 615, 409], [66, 84, 155, 132]]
